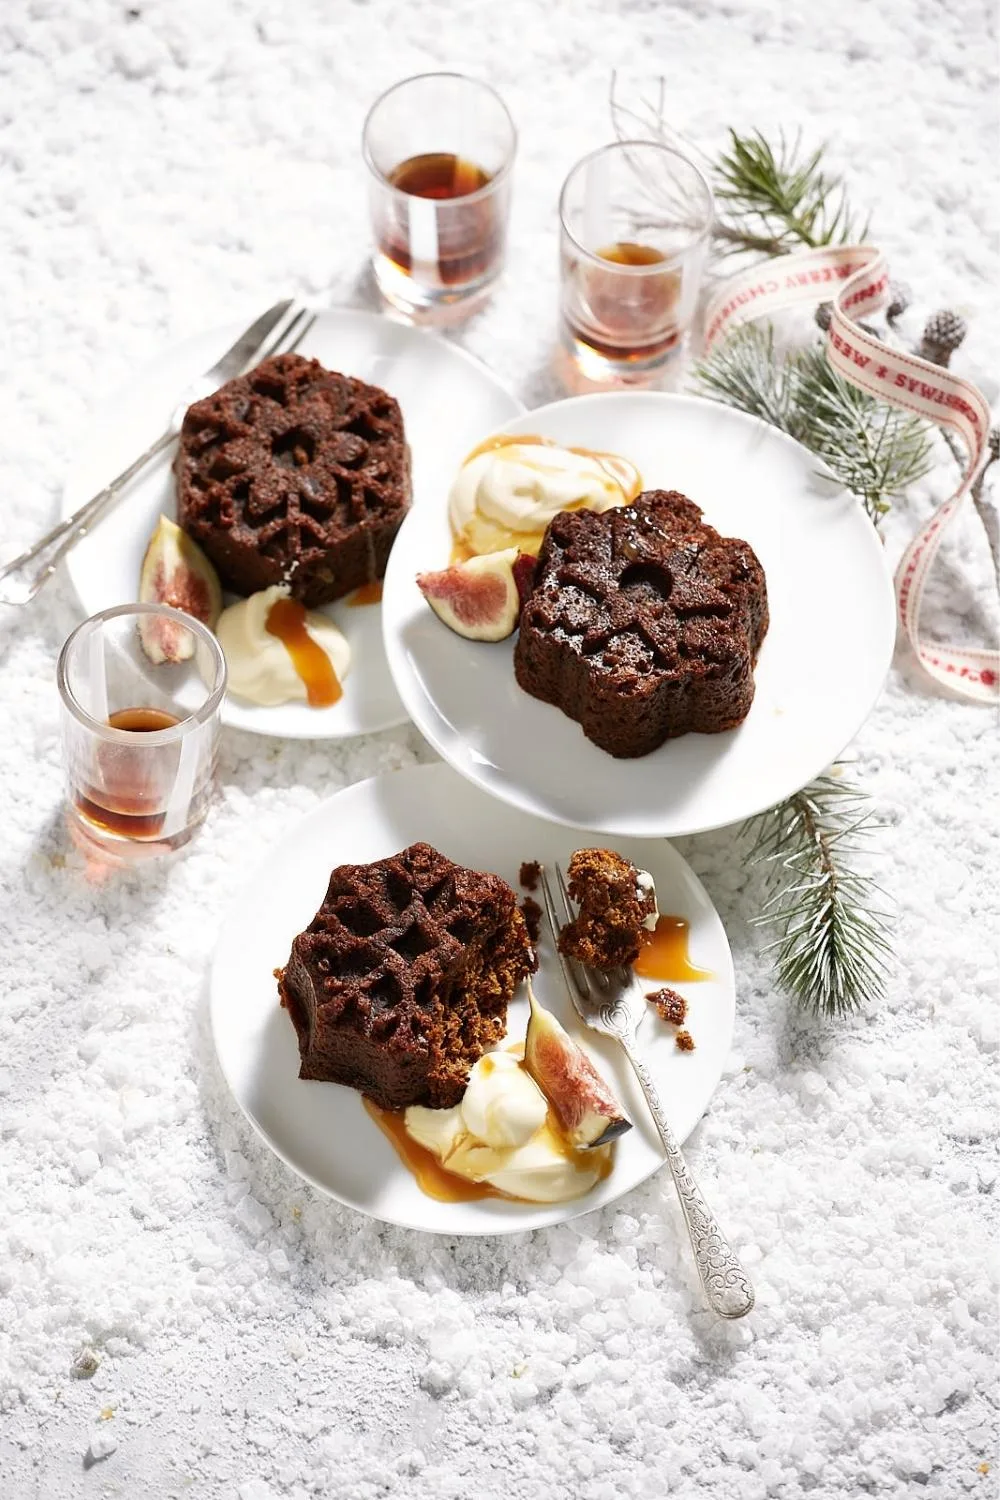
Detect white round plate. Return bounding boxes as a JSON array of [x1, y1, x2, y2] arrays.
[[210, 763, 735, 1235], [62, 307, 522, 739], [381, 392, 895, 836]]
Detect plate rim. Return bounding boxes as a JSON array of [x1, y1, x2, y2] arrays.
[[381, 388, 896, 837], [59, 303, 525, 742], [208, 761, 737, 1236]]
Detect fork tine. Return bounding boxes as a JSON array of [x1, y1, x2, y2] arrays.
[[538, 864, 566, 946], [245, 304, 314, 370], [555, 862, 608, 992], [538, 866, 596, 1012], [280, 310, 317, 357]]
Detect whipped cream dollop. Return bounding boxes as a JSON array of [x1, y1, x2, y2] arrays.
[[215, 585, 350, 707], [404, 1051, 607, 1203], [635, 868, 660, 931], [449, 441, 641, 557]]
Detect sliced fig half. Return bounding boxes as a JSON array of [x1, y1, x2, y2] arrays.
[[137, 515, 222, 664], [523, 985, 632, 1149], [416, 547, 534, 643]]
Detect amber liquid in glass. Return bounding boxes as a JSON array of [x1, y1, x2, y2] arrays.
[[379, 152, 499, 287], [389, 152, 491, 200], [74, 707, 181, 840], [564, 240, 682, 364]]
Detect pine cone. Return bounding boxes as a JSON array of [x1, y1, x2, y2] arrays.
[[886, 282, 911, 322], [814, 301, 832, 332], [920, 309, 968, 366]]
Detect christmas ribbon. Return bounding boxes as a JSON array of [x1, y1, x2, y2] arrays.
[[703, 245, 997, 705]]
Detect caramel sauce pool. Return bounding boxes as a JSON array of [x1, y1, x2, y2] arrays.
[[364, 1100, 499, 1203], [364, 1061, 614, 1206], [347, 581, 383, 607], [264, 596, 342, 707], [634, 916, 714, 982]]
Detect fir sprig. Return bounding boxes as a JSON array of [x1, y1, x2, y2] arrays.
[[609, 76, 868, 258], [691, 323, 798, 434], [713, 130, 869, 256], [693, 325, 933, 523], [743, 771, 892, 1017], [794, 346, 933, 521]]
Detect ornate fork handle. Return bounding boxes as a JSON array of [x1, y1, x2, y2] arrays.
[[0, 426, 178, 605], [620, 1035, 755, 1320]]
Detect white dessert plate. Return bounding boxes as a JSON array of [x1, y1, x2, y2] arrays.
[[210, 762, 735, 1235], [381, 392, 896, 837], [61, 307, 522, 740]]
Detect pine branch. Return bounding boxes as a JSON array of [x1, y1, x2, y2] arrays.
[[608, 78, 868, 259], [714, 129, 869, 257], [743, 771, 892, 1017], [692, 323, 799, 435], [692, 326, 933, 524]]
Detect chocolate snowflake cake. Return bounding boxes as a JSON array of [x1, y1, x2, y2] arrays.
[[513, 490, 768, 757], [176, 354, 410, 607], [276, 842, 535, 1110]]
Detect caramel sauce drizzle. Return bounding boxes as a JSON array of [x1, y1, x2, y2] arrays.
[[264, 596, 342, 708], [450, 434, 642, 560], [634, 915, 714, 982], [461, 432, 642, 501], [347, 581, 384, 607]]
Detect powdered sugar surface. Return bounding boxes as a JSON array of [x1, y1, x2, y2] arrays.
[[1, 1, 997, 1496]]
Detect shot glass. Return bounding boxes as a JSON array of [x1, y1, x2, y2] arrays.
[[363, 72, 516, 325], [57, 603, 226, 864], [558, 140, 714, 391]]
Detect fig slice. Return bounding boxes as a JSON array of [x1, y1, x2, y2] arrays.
[[137, 515, 223, 664], [523, 985, 632, 1150], [416, 547, 534, 643]]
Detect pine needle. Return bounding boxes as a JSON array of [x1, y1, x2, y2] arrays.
[[693, 326, 933, 524], [713, 129, 869, 256], [743, 771, 892, 1017], [609, 78, 868, 258]]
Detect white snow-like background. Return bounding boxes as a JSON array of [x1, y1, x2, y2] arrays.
[[1, 1, 998, 1497]]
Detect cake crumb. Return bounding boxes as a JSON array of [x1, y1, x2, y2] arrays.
[[520, 896, 542, 945], [558, 848, 655, 970], [519, 861, 541, 891], [648, 987, 686, 1026], [675, 1030, 695, 1053]]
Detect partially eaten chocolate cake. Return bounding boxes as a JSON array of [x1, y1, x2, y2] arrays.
[[558, 848, 657, 971], [514, 490, 768, 758], [176, 353, 411, 607], [276, 842, 535, 1110]]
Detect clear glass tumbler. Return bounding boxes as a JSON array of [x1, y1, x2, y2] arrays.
[[57, 603, 227, 864], [363, 72, 516, 325], [558, 140, 714, 391]]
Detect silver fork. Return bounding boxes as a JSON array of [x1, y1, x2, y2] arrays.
[[540, 863, 755, 1321], [0, 298, 316, 605]]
